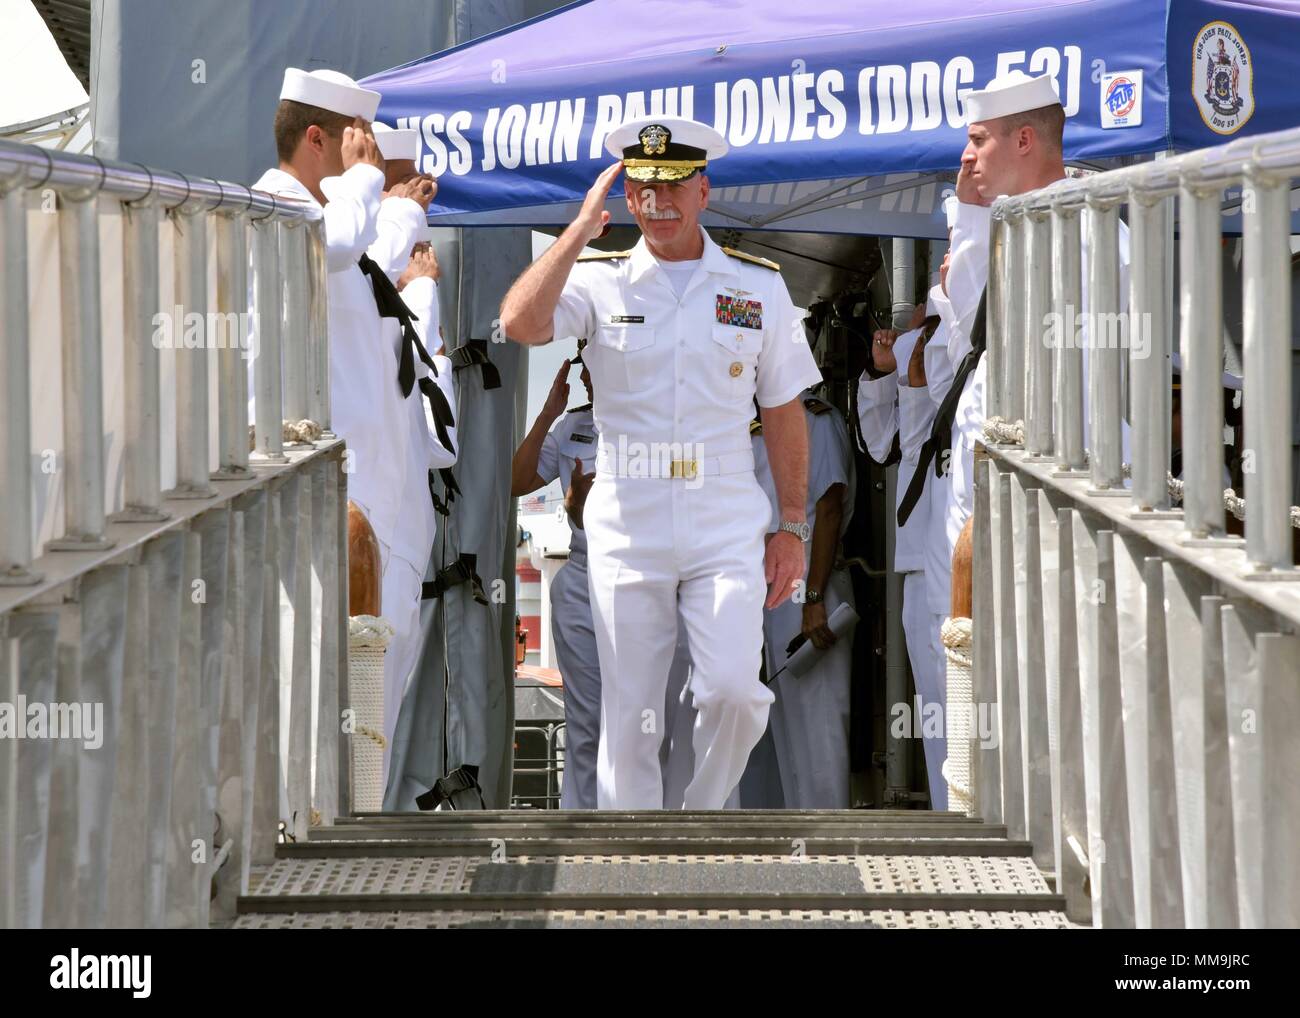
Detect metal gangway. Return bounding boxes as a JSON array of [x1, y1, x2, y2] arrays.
[[3, 122, 1299, 929]]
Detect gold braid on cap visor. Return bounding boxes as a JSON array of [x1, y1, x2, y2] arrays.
[[622, 158, 708, 181]]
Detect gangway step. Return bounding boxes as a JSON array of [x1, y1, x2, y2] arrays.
[[233, 812, 1078, 929]]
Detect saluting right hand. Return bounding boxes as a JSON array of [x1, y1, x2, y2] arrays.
[[341, 117, 383, 171], [576, 162, 624, 242], [542, 361, 571, 421]]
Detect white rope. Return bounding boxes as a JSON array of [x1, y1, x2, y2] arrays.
[[282, 418, 324, 444], [247, 419, 327, 448], [940, 616, 975, 815], [348, 615, 394, 648], [982, 416, 1024, 445]]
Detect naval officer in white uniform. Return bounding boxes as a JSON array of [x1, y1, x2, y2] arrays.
[[501, 116, 822, 809]]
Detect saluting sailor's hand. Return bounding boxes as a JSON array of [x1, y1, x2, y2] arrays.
[[764, 530, 805, 610], [541, 361, 570, 422], [342, 117, 383, 171], [871, 329, 899, 374], [954, 161, 991, 208], [576, 162, 623, 242], [397, 242, 439, 291], [389, 174, 438, 211]]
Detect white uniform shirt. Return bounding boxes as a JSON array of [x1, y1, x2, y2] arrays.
[[857, 326, 938, 573], [249, 164, 414, 556], [552, 230, 822, 468], [537, 407, 599, 557]]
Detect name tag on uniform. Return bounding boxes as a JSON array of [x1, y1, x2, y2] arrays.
[[571, 432, 596, 444], [609, 314, 645, 324], [716, 294, 763, 329]]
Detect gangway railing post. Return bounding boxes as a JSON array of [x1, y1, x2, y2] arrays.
[[48, 189, 114, 552], [306, 220, 332, 435], [167, 194, 217, 500], [251, 215, 287, 464], [1001, 216, 1026, 427], [1241, 165, 1293, 570], [1051, 205, 1086, 472], [213, 202, 253, 480], [1128, 186, 1174, 512], [1086, 197, 1124, 492], [0, 180, 42, 581], [112, 193, 170, 522], [1177, 172, 1226, 539], [280, 220, 311, 441], [985, 217, 1007, 423], [1024, 211, 1053, 456]]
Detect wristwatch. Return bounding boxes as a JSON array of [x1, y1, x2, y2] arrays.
[[779, 519, 811, 542], [805, 587, 824, 605]]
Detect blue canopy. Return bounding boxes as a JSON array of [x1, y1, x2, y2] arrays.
[[363, 0, 1300, 237]]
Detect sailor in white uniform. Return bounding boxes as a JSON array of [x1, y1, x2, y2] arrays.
[[930, 71, 1129, 572], [251, 70, 393, 541], [360, 123, 460, 790], [745, 390, 856, 808], [254, 70, 431, 804], [857, 309, 949, 808], [500, 116, 822, 809]]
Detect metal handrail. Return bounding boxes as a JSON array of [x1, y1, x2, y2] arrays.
[[988, 123, 1299, 572], [0, 138, 317, 220]]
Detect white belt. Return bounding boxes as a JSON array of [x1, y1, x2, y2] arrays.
[[595, 446, 754, 479]]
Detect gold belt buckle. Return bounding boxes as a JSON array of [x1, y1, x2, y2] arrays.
[[669, 458, 699, 480]]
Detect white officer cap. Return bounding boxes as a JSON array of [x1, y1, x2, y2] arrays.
[[280, 67, 381, 122], [605, 115, 729, 182], [965, 70, 1061, 125], [373, 122, 419, 161]]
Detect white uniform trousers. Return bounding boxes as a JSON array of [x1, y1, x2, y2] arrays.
[[754, 567, 853, 809], [903, 570, 948, 810], [380, 553, 424, 794], [586, 471, 773, 810], [550, 552, 603, 809]]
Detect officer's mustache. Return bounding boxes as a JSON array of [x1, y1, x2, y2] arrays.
[[643, 208, 682, 221]]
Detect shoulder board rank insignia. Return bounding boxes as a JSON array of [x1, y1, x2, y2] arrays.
[[576, 250, 631, 262], [722, 246, 780, 271], [566, 402, 593, 414], [749, 419, 763, 436], [802, 395, 833, 415]]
